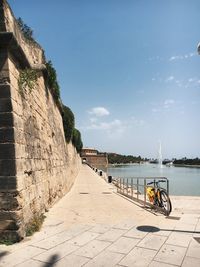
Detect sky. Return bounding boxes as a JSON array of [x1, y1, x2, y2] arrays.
[[8, 0, 200, 159]]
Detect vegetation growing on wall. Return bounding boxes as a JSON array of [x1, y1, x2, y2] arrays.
[[72, 128, 83, 153], [62, 105, 75, 143], [17, 17, 83, 152], [18, 68, 38, 93], [62, 106, 83, 153], [45, 61, 61, 100], [17, 17, 36, 43]]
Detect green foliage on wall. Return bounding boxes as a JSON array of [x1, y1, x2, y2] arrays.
[[18, 68, 38, 93], [62, 105, 75, 143], [45, 61, 61, 100], [62, 105, 83, 153], [72, 128, 83, 153], [17, 17, 35, 42]]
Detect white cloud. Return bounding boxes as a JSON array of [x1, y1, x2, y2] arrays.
[[152, 108, 159, 113], [88, 107, 110, 117], [188, 78, 195, 83], [87, 119, 122, 131], [165, 76, 174, 82], [164, 99, 175, 109], [169, 52, 196, 61]]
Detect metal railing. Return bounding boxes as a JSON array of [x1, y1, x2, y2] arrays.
[[116, 177, 170, 215]]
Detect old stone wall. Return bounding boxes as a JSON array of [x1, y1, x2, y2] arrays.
[[0, 0, 81, 241], [83, 155, 108, 168]]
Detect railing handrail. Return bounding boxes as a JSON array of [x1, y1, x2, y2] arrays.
[[116, 176, 170, 216]]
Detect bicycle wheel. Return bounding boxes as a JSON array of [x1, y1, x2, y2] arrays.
[[160, 190, 172, 214]]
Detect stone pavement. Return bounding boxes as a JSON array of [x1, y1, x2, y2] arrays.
[[0, 165, 200, 267]]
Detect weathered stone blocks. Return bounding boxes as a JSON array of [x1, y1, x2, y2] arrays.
[[0, 0, 81, 242]]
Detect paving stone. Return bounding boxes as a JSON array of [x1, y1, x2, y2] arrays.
[[68, 231, 99, 246], [148, 261, 177, 267], [15, 259, 46, 267], [174, 223, 196, 233], [89, 224, 111, 234], [74, 239, 110, 258], [166, 232, 192, 247], [107, 236, 139, 254], [154, 244, 187, 266], [113, 219, 136, 230], [119, 247, 157, 267], [182, 256, 200, 267], [97, 228, 126, 242], [54, 254, 90, 267], [83, 250, 124, 267], [137, 234, 167, 250], [31, 230, 74, 249], [123, 227, 148, 239], [186, 238, 200, 259], [33, 242, 79, 263], [0, 246, 45, 267]]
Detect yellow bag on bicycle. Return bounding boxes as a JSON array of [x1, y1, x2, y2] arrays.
[[146, 187, 155, 203]]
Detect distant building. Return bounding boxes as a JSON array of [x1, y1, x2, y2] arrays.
[[81, 148, 108, 168]]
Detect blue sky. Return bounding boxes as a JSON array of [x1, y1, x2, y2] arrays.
[[9, 0, 200, 159]]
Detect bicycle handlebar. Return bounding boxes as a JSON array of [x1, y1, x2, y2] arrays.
[[147, 179, 166, 185]]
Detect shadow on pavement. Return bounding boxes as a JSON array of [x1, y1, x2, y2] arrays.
[[42, 254, 60, 267], [137, 225, 200, 235], [0, 251, 8, 259]]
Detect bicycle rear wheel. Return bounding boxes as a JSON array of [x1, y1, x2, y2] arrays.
[[160, 190, 172, 215]]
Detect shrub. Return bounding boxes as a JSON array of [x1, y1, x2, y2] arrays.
[[62, 105, 75, 143], [17, 17, 35, 42], [45, 61, 61, 100], [72, 128, 83, 153], [25, 214, 46, 237]]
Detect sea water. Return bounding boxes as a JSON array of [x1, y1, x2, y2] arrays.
[[107, 164, 200, 196]]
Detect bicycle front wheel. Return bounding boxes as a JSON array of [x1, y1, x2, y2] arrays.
[[160, 190, 172, 215]]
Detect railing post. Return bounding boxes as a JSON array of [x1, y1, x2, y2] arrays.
[[167, 179, 169, 215], [127, 178, 128, 195], [144, 179, 146, 206], [123, 178, 124, 195], [137, 178, 139, 200], [131, 178, 133, 198]]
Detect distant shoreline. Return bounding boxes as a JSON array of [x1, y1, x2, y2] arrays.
[[173, 164, 200, 168], [108, 163, 200, 168]]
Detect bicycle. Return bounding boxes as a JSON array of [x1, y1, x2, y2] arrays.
[[146, 179, 172, 215]]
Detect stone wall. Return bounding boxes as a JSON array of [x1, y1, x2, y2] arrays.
[[0, 0, 81, 241], [83, 155, 108, 168]]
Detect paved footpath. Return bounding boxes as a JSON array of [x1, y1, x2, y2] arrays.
[[0, 165, 200, 267]]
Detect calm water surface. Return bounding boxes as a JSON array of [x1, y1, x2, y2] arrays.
[[107, 164, 200, 196]]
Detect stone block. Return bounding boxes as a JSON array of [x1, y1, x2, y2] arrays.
[[137, 234, 167, 250], [0, 127, 14, 143], [0, 143, 15, 159], [119, 247, 157, 267], [107, 236, 139, 254], [75, 239, 111, 258], [0, 112, 13, 127], [0, 98, 12, 112], [97, 228, 126, 242], [0, 191, 18, 210], [154, 244, 187, 266], [0, 85, 11, 98], [0, 159, 16, 176], [0, 176, 16, 190], [0, 219, 19, 230], [84, 250, 124, 267]]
